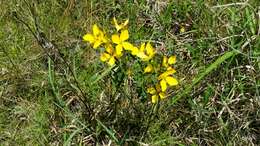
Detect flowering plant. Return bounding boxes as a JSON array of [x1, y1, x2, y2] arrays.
[[83, 18, 178, 103]]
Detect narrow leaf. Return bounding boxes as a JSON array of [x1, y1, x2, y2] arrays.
[[172, 50, 236, 104]]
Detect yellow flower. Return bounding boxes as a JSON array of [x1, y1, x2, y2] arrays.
[[100, 44, 116, 66], [180, 26, 185, 33], [144, 64, 153, 73], [112, 29, 134, 58], [158, 68, 178, 92], [147, 84, 166, 103], [137, 42, 156, 61], [83, 24, 107, 49], [162, 55, 176, 68], [113, 17, 129, 31]]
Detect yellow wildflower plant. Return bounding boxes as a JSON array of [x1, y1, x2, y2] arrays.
[[136, 42, 156, 61], [113, 17, 129, 31], [100, 44, 116, 66], [112, 29, 134, 58], [83, 24, 107, 49], [147, 84, 166, 103], [83, 18, 178, 104], [158, 68, 178, 92]]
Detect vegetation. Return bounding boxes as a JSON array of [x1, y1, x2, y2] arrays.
[[0, 0, 259, 145]]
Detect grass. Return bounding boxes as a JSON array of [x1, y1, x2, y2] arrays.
[[0, 0, 260, 145]]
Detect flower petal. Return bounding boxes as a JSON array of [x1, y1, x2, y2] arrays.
[[123, 19, 129, 27], [158, 69, 176, 80], [120, 29, 129, 41], [115, 45, 123, 58], [162, 56, 168, 67], [159, 92, 166, 99], [137, 52, 148, 59], [93, 24, 100, 36], [144, 64, 153, 73], [113, 17, 121, 31], [140, 43, 145, 52], [83, 34, 94, 43], [113, 17, 129, 31], [168, 56, 176, 65], [131, 47, 139, 55], [146, 42, 155, 55], [180, 26, 185, 33], [165, 76, 178, 86], [152, 95, 158, 103], [112, 34, 120, 44], [122, 42, 134, 50], [166, 68, 176, 74], [166, 67, 174, 71], [108, 57, 116, 66], [160, 79, 167, 92], [93, 40, 102, 49], [147, 87, 156, 94], [101, 34, 108, 43], [100, 53, 110, 62]]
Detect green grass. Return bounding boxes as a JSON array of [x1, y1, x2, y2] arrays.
[[0, 0, 260, 145]]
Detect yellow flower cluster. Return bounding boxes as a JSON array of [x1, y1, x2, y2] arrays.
[[145, 55, 178, 103], [83, 18, 156, 65], [83, 18, 178, 103]]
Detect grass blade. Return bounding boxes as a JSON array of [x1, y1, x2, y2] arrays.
[[64, 127, 86, 146], [96, 119, 119, 144], [172, 50, 236, 104], [91, 65, 114, 85]]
